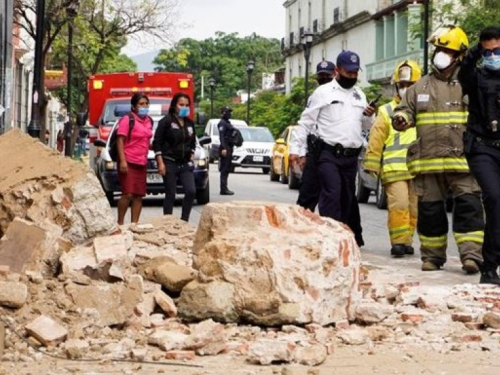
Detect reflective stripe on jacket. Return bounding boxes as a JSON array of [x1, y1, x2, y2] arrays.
[[393, 70, 470, 175]]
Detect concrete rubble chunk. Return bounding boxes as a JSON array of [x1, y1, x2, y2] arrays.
[[337, 328, 370, 345], [355, 301, 395, 324], [293, 344, 328, 366], [184, 319, 225, 350], [483, 312, 500, 329], [145, 261, 197, 292], [0, 129, 116, 242], [154, 290, 178, 317], [93, 234, 128, 266], [65, 275, 143, 327], [182, 202, 361, 326], [25, 315, 68, 347], [0, 218, 67, 277], [247, 339, 295, 365], [63, 339, 89, 359], [0, 281, 28, 308], [148, 331, 189, 352]]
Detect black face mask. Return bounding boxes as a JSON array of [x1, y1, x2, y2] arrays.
[[336, 74, 357, 89], [222, 113, 231, 120], [317, 77, 333, 86]]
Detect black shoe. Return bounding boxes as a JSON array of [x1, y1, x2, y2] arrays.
[[220, 190, 235, 196], [480, 269, 500, 285], [355, 236, 364, 248], [391, 244, 406, 258], [404, 245, 414, 255]]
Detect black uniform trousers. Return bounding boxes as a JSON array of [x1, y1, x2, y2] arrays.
[[219, 148, 233, 193], [297, 154, 321, 211], [317, 149, 364, 246], [162, 159, 196, 222], [466, 140, 500, 272]]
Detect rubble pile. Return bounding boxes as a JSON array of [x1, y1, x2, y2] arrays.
[[0, 149, 498, 369], [0, 129, 116, 242]]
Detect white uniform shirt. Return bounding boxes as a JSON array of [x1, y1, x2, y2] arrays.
[[290, 79, 373, 157]]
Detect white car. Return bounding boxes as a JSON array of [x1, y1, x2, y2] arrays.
[[203, 118, 248, 162], [229, 127, 275, 174]]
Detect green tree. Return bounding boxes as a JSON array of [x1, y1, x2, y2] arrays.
[[154, 32, 284, 103]]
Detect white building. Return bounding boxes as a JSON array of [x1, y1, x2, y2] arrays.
[[282, 0, 380, 93]]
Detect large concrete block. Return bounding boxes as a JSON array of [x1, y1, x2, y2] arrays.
[[25, 315, 68, 347]]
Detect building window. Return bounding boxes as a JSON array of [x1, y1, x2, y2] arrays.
[[313, 19, 318, 33], [300, 26, 304, 38], [290, 31, 295, 46], [334, 7, 340, 24]]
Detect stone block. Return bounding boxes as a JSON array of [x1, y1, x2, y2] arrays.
[[93, 234, 128, 265], [154, 290, 177, 317], [0, 281, 28, 308], [293, 344, 328, 366], [247, 339, 295, 365], [483, 312, 500, 329], [25, 315, 68, 347], [149, 261, 197, 292], [355, 301, 394, 324], [336, 328, 370, 345], [164, 350, 196, 360], [184, 319, 225, 350], [64, 339, 89, 359]]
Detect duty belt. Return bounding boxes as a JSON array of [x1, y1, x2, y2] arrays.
[[321, 141, 362, 157], [475, 136, 500, 149]]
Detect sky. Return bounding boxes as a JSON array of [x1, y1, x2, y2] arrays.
[[123, 0, 286, 56]]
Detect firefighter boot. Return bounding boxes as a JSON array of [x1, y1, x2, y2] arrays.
[[390, 244, 406, 258], [421, 261, 441, 271], [462, 259, 480, 274], [404, 245, 415, 255]]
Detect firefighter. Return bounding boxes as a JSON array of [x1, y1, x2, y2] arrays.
[[459, 26, 500, 285], [363, 60, 422, 257], [392, 25, 484, 273]]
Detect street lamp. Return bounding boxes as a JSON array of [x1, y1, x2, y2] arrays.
[[64, 0, 79, 157], [302, 30, 314, 106], [208, 77, 216, 118], [246, 60, 255, 124], [27, 0, 46, 139], [423, 0, 431, 75]]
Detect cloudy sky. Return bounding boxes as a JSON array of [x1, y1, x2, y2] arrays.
[[124, 0, 286, 56]]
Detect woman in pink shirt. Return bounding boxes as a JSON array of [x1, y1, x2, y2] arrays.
[[116, 93, 153, 225]]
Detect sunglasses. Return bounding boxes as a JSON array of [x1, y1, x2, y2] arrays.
[[483, 47, 500, 57]]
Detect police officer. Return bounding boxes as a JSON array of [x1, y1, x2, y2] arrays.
[[296, 60, 336, 211], [291, 51, 375, 243], [459, 26, 500, 285], [218, 106, 235, 195], [393, 25, 484, 274]]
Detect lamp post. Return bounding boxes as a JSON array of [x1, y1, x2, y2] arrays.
[[208, 77, 216, 118], [423, 0, 431, 75], [64, 0, 79, 157], [246, 60, 254, 125], [302, 30, 314, 106], [27, 0, 46, 139]]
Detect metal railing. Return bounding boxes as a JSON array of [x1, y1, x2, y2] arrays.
[[366, 49, 424, 81]]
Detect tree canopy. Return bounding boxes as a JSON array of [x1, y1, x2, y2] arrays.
[[153, 32, 284, 103]]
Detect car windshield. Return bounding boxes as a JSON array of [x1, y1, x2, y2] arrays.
[[239, 128, 274, 143], [102, 98, 171, 125]]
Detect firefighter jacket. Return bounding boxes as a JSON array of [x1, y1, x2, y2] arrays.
[[364, 98, 416, 184], [393, 69, 469, 175]]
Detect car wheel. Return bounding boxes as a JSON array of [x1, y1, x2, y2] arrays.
[[105, 191, 115, 206], [375, 178, 388, 209], [288, 165, 299, 189], [196, 181, 210, 205], [356, 172, 371, 203], [280, 162, 288, 184], [270, 163, 280, 181], [262, 167, 270, 175]]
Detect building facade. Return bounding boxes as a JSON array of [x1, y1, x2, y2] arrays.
[[0, 0, 15, 134]]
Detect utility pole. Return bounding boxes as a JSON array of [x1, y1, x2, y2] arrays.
[[423, 0, 431, 75], [27, 0, 46, 138]]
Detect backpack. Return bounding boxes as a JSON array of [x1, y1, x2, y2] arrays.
[[229, 127, 244, 147]]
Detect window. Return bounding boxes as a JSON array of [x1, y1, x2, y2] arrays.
[[334, 7, 340, 24], [313, 19, 318, 33], [300, 26, 304, 38], [290, 31, 295, 46]]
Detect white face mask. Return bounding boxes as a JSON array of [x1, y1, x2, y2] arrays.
[[433, 51, 453, 70], [398, 87, 407, 99]]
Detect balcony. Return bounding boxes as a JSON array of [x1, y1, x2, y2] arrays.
[[366, 49, 424, 82]]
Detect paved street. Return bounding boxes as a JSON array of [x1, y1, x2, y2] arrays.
[[115, 164, 477, 287]]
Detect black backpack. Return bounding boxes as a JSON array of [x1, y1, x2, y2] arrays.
[[229, 127, 244, 147], [109, 114, 135, 162]]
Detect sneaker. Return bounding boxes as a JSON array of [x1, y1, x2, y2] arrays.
[[220, 190, 235, 196], [462, 259, 480, 275], [421, 261, 441, 271], [404, 245, 414, 255], [390, 244, 406, 258]]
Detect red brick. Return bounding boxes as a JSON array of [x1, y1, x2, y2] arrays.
[[335, 320, 350, 329], [164, 350, 196, 360], [451, 313, 473, 323], [400, 313, 424, 324], [456, 334, 482, 343]]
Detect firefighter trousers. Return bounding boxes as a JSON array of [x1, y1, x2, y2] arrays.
[[384, 179, 418, 246], [413, 173, 484, 266]]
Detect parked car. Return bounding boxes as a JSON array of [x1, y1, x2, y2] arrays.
[[225, 126, 274, 174], [203, 118, 248, 163], [94, 108, 211, 206], [270, 125, 302, 189]]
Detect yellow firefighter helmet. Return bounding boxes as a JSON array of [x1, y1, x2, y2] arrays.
[[392, 60, 422, 84], [428, 25, 469, 53]]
